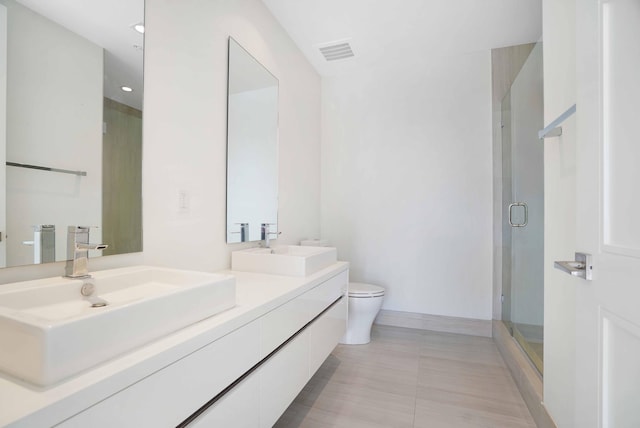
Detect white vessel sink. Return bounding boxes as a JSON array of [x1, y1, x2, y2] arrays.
[[231, 245, 337, 276], [0, 266, 235, 386]]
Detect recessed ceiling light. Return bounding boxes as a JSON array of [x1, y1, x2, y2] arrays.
[[121, 86, 133, 92], [132, 23, 145, 34]]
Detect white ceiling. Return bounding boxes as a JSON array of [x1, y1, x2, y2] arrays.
[[262, 0, 542, 76], [16, 0, 144, 110], [12, 0, 541, 108]]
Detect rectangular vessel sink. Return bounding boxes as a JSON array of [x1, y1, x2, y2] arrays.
[[0, 266, 235, 386], [231, 245, 337, 276]]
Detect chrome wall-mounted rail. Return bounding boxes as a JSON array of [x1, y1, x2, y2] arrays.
[[538, 104, 576, 139], [6, 161, 87, 176]]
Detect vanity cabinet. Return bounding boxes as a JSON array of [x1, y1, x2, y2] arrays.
[[187, 374, 260, 428], [308, 298, 347, 374], [56, 269, 347, 428], [56, 320, 261, 427], [258, 329, 310, 427], [259, 269, 346, 358]]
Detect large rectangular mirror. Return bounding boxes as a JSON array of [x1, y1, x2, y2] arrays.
[[0, 0, 143, 267], [226, 38, 279, 243]]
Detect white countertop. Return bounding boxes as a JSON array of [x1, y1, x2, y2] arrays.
[[0, 262, 348, 428]]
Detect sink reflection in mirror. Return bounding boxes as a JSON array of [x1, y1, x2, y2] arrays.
[[0, 266, 235, 386]]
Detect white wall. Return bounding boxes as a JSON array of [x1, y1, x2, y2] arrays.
[[542, 0, 577, 425], [3, 0, 103, 267], [142, 0, 321, 271], [321, 51, 493, 320]]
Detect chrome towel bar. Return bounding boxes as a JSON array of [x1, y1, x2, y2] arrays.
[[6, 161, 87, 176]]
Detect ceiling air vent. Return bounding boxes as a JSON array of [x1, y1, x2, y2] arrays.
[[318, 41, 355, 61]]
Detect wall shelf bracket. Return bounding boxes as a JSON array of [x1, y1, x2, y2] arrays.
[[538, 104, 576, 139]]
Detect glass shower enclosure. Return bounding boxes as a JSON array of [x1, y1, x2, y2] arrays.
[[501, 43, 544, 374]]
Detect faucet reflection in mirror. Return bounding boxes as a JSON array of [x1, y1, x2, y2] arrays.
[[230, 222, 250, 242], [30, 224, 56, 264], [226, 37, 279, 243], [20, 225, 56, 264]]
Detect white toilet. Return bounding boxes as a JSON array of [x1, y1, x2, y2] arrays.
[[299, 239, 385, 345], [340, 282, 385, 345]]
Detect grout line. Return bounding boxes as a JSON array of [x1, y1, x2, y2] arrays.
[[411, 331, 424, 427]]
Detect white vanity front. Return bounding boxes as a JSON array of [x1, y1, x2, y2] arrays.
[[0, 262, 348, 427]]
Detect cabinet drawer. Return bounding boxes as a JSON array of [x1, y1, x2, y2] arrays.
[[258, 330, 309, 428], [187, 373, 259, 428], [260, 270, 347, 359], [57, 321, 260, 428], [305, 270, 348, 319], [309, 295, 347, 375], [259, 295, 308, 359]]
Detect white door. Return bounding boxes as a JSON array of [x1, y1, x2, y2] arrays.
[[575, 0, 640, 426]]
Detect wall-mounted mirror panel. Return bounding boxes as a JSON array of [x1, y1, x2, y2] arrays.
[[226, 38, 278, 243], [0, 0, 143, 268]]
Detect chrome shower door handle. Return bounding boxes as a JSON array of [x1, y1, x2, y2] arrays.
[[508, 202, 528, 227]]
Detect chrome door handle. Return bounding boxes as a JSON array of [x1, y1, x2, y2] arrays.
[[508, 202, 528, 227], [554, 252, 592, 281]]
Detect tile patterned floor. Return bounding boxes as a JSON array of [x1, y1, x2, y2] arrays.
[[275, 325, 536, 428]]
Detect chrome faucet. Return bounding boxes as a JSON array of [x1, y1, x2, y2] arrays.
[[65, 226, 108, 278], [261, 223, 279, 248]]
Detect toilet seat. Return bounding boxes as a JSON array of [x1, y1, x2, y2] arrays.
[[348, 282, 385, 298]]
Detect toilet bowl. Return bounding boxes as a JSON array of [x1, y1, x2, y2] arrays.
[[340, 282, 385, 345]]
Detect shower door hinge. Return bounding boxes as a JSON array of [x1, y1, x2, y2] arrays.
[[501, 294, 505, 303]]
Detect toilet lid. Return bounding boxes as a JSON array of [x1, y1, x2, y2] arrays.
[[348, 282, 385, 297]]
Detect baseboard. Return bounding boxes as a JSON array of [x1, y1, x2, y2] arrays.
[[374, 309, 492, 337], [492, 320, 557, 428]]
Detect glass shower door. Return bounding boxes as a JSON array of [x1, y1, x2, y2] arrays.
[[501, 43, 544, 374]]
